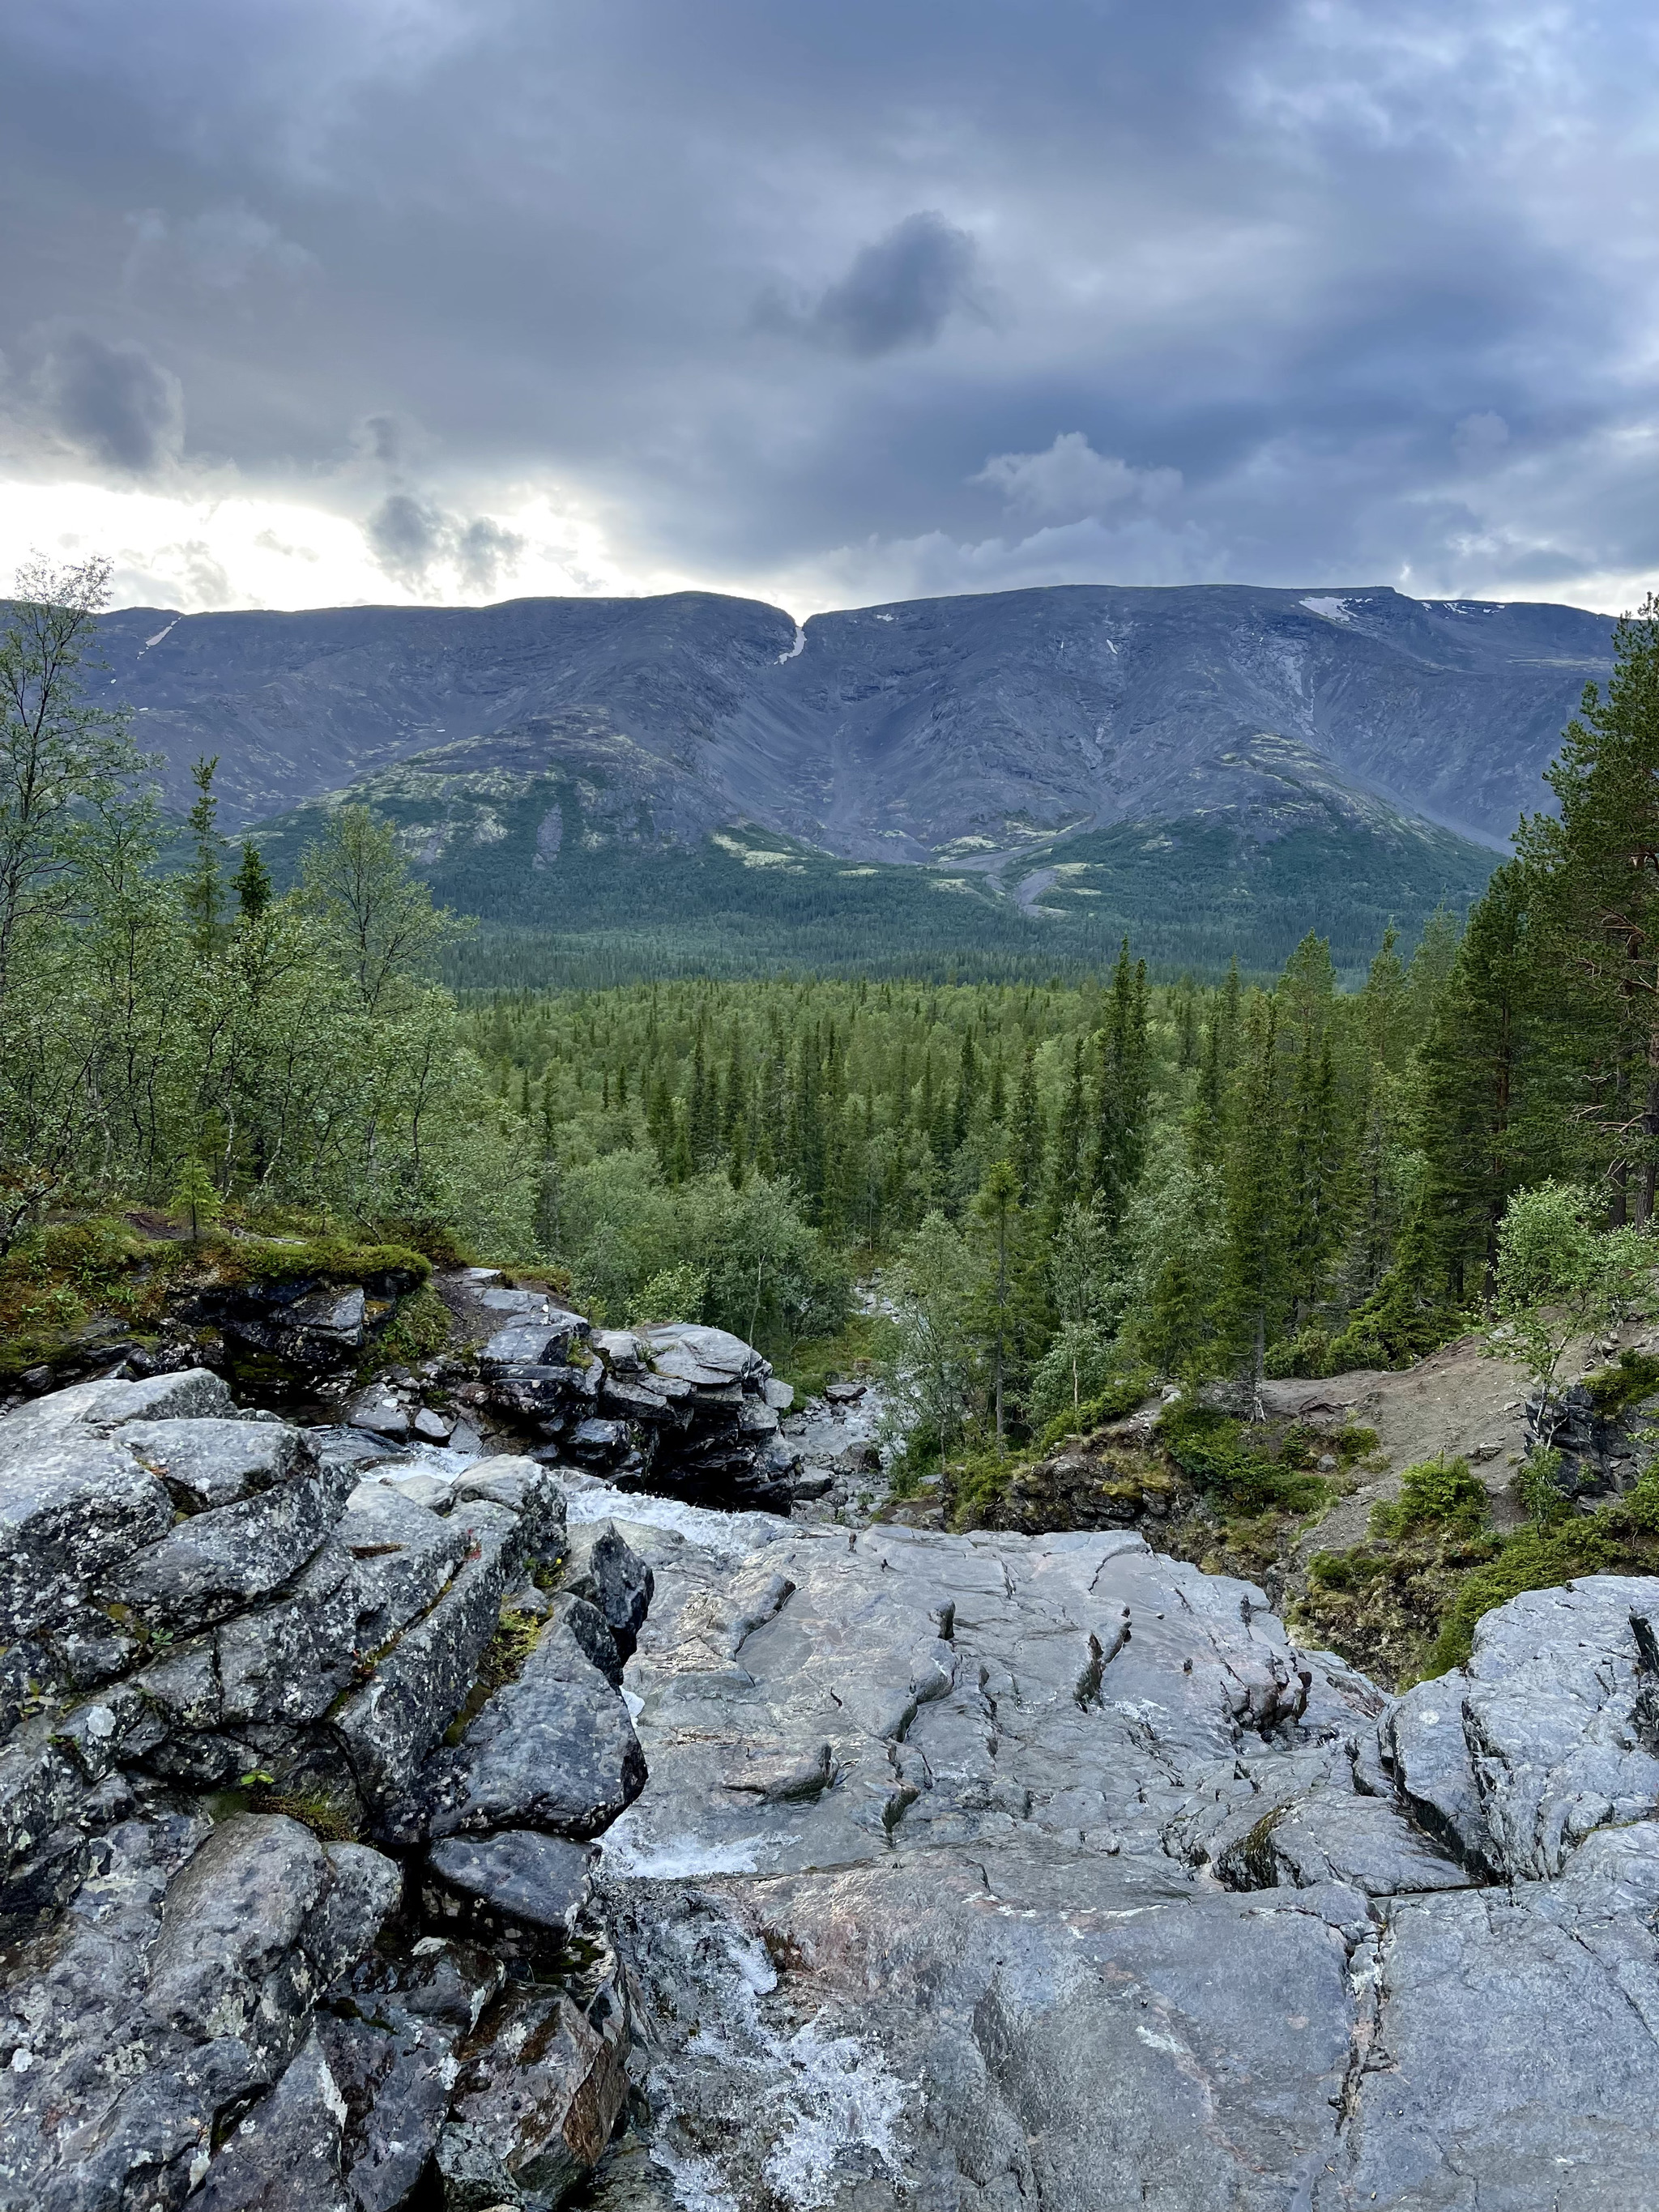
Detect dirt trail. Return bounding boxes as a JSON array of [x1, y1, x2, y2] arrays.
[[1273, 1319, 1652, 1563]]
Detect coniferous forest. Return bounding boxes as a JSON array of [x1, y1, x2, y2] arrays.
[[5, 561, 1659, 1493]]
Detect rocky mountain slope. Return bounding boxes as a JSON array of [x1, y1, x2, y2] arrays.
[[100, 585, 1612, 971], [103, 586, 1611, 854]]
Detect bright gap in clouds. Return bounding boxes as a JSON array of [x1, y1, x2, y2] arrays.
[[0, 481, 663, 614]]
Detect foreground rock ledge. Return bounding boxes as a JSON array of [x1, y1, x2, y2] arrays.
[[591, 1509, 1659, 2212], [5, 1366, 1659, 2210], [0, 1369, 646, 2211]]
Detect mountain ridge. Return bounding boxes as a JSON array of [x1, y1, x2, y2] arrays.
[[100, 579, 1611, 977], [100, 580, 1611, 849]]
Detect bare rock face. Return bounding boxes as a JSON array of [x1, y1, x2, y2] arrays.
[[0, 1375, 645, 2212], [11, 1359, 1659, 2210], [588, 1500, 1659, 2211]]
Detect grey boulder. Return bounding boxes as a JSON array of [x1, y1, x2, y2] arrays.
[[413, 1619, 646, 1843], [561, 1521, 652, 1660]]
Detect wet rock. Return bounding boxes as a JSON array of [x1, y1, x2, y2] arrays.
[[568, 1417, 628, 1464], [595, 1509, 1659, 2208], [0, 1425, 173, 1642], [480, 1309, 586, 1371], [347, 1391, 411, 1442], [1388, 1575, 1659, 1878], [436, 1963, 629, 2210], [194, 2027, 352, 2211], [544, 1593, 624, 1686], [0, 1815, 399, 2209], [456, 1455, 568, 1562], [407, 1619, 646, 1844], [412, 1405, 453, 1443], [426, 1830, 594, 1935], [561, 1524, 652, 1660]]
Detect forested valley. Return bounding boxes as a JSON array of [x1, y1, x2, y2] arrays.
[[5, 559, 1659, 1575]]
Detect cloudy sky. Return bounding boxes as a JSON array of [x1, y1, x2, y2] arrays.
[[1, 0, 1653, 616]]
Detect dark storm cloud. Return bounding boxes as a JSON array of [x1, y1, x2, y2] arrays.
[[33, 330, 183, 472], [762, 213, 984, 357], [0, 0, 1652, 606]]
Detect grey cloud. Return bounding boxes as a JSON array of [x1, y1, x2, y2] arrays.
[[33, 330, 183, 472], [972, 434, 1183, 524], [0, 0, 1649, 608], [766, 212, 984, 357], [365, 492, 449, 577], [365, 492, 524, 590], [123, 202, 313, 292], [456, 516, 526, 590], [357, 414, 406, 468]]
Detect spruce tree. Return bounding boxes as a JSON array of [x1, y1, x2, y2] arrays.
[[1416, 862, 1559, 1298], [1221, 997, 1291, 1402], [230, 839, 273, 923], [1284, 1029, 1346, 1326], [1013, 1042, 1044, 1202], [1520, 595, 1659, 1218], [184, 755, 224, 956]]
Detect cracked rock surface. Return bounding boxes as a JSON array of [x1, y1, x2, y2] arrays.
[[0, 1370, 643, 2212], [590, 1504, 1659, 2211], [9, 1357, 1659, 2209]]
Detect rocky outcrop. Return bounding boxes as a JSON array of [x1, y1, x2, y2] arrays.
[[11, 1360, 1659, 2209], [0, 1372, 646, 2210], [480, 1309, 802, 1508], [589, 1502, 1659, 2210], [1526, 1363, 1659, 1504]]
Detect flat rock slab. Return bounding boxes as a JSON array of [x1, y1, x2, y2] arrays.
[[595, 1502, 1659, 2211]]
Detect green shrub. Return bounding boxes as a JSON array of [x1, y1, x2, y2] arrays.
[[1265, 1326, 1333, 1379], [1582, 1349, 1659, 1418], [1428, 1518, 1635, 1675], [1158, 1402, 1331, 1515], [1370, 1455, 1488, 1540], [369, 1281, 451, 1370], [1036, 1366, 1158, 1454]]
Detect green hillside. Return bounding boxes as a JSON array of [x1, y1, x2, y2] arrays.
[[248, 765, 1499, 987]]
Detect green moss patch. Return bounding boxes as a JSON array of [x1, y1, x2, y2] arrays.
[[1582, 1349, 1659, 1419]]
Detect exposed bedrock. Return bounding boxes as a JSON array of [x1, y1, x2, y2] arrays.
[[6, 1363, 1659, 2209], [591, 1507, 1659, 2212], [0, 1370, 647, 2211]]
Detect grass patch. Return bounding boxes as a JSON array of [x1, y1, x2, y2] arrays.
[[367, 1280, 452, 1371], [1294, 1453, 1659, 1686], [212, 1234, 429, 1289], [241, 1784, 360, 1843], [443, 1604, 544, 1745], [0, 1217, 194, 1380]]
